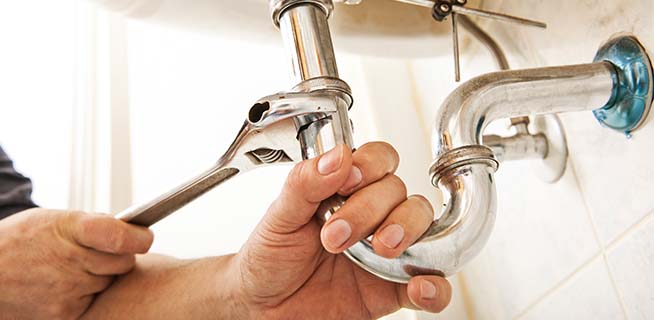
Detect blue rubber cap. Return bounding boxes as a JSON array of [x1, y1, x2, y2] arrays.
[[593, 35, 653, 137]]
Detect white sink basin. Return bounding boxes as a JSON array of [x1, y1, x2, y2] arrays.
[[89, 0, 484, 57]]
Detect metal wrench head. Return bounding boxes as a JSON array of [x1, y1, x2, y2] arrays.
[[218, 90, 346, 173], [115, 84, 352, 227]]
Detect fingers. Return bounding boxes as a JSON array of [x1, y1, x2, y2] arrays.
[[371, 195, 434, 258], [338, 142, 400, 196], [264, 145, 353, 233], [321, 174, 407, 253], [63, 213, 154, 254], [79, 274, 115, 295], [79, 249, 137, 276], [403, 276, 452, 313]]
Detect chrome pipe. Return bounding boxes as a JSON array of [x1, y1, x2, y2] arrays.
[[274, 0, 355, 160], [345, 162, 497, 281], [433, 62, 615, 156], [458, 15, 531, 131], [278, 3, 339, 83], [483, 133, 548, 162], [344, 61, 618, 282]]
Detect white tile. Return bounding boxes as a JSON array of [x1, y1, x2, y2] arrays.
[[459, 159, 600, 319], [490, 0, 654, 246], [560, 111, 654, 244], [607, 214, 654, 320], [520, 258, 624, 320], [358, 57, 444, 208]]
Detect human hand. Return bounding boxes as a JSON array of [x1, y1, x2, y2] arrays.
[[233, 142, 451, 319], [0, 208, 154, 319]]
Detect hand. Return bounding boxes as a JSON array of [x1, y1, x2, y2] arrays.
[[234, 142, 451, 319], [0, 208, 154, 319]]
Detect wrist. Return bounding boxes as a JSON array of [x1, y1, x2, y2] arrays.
[[210, 254, 250, 319]]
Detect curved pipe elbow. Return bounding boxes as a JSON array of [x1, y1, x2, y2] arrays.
[[344, 163, 496, 282], [345, 62, 617, 283]]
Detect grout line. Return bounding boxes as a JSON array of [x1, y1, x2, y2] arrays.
[[605, 209, 654, 253], [567, 160, 630, 319], [513, 253, 604, 320], [513, 159, 630, 320]]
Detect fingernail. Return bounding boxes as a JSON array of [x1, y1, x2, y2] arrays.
[[318, 146, 344, 176], [339, 166, 363, 193], [420, 280, 437, 299], [378, 224, 405, 249], [323, 219, 352, 249]]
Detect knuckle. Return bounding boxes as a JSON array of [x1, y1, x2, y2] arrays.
[[119, 254, 137, 272], [140, 229, 155, 248], [109, 225, 127, 252], [385, 175, 407, 196], [355, 197, 377, 221], [61, 246, 78, 265], [78, 216, 96, 242], [409, 195, 435, 219], [286, 161, 306, 193], [376, 141, 398, 157], [370, 141, 400, 168]]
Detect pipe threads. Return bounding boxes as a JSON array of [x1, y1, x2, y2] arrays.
[[429, 145, 499, 186]]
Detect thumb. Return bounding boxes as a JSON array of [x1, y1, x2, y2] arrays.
[[264, 144, 352, 234]]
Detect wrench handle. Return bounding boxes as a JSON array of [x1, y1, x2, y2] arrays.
[[115, 166, 240, 227]]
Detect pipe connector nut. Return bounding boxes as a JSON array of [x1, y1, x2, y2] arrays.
[[270, 0, 334, 27], [429, 145, 499, 186]]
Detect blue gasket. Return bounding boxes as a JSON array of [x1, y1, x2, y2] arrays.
[[593, 35, 653, 137]]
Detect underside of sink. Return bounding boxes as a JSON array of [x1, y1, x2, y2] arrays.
[[89, 0, 484, 57]]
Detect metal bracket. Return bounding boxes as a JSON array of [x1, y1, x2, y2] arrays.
[[390, 0, 546, 81]]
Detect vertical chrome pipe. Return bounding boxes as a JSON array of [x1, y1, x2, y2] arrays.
[[275, 1, 354, 151], [273, 0, 355, 184], [279, 4, 339, 82]]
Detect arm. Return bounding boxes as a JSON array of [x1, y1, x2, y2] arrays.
[[83, 143, 452, 319], [82, 254, 245, 319]]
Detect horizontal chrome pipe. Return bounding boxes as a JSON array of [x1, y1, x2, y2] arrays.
[[433, 62, 616, 156], [484, 133, 548, 162]]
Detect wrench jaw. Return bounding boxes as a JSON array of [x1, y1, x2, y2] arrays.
[[218, 91, 343, 174]]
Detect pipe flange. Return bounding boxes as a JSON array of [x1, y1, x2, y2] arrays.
[[593, 34, 654, 137], [429, 145, 499, 186], [270, 0, 334, 27], [292, 77, 354, 109]]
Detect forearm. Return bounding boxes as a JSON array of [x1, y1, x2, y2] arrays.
[[82, 253, 247, 319]]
